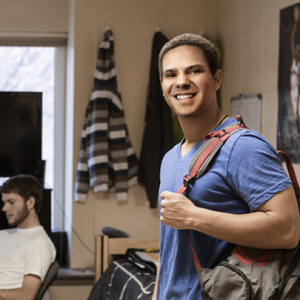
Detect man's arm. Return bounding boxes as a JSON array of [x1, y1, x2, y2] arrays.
[[0, 274, 41, 300], [160, 185, 300, 249]]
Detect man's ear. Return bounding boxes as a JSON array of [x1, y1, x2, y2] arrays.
[[213, 69, 222, 90], [26, 196, 35, 210]]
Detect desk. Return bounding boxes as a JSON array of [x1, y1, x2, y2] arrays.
[[52, 268, 95, 286]]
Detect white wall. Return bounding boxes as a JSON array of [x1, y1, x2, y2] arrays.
[[49, 285, 92, 300], [216, 0, 296, 146], [0, 0, 68, 32], [69, 0, 218, 269], [216, 0, 300, 190]]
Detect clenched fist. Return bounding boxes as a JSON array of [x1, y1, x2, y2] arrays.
[[160, 191, 197, 230]]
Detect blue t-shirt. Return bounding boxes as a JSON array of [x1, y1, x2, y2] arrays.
[[157, 118, 292, 300]]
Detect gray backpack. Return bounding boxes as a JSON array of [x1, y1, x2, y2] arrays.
[[179, 116, 300, 300]]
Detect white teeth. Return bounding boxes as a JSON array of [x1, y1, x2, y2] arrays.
[[176, 94, 194, 100]]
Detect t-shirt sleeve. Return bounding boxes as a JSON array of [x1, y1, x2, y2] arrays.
[[24, 237, 56, 281], [227, 131, 292, 211]]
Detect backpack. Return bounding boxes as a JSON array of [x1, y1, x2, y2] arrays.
[[178, 116, 300, 300]]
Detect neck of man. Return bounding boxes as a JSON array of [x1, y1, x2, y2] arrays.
[[18, 210, 41, 229], [179, 106, 227, 157]]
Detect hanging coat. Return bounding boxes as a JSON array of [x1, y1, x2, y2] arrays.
[[75, 29, 138, 202], [138, 31, 174, 208]]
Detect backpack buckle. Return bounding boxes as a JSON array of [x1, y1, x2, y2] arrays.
[[183, 174, 195, 187], [237, 115, 246, 127], [216, 129, 229, 139]]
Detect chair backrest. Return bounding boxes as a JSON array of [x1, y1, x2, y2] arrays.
[[34, 261, 60, 300]]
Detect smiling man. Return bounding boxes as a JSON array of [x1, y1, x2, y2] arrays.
[[0, 175, 56, 300], [151, 33, 300, 300]]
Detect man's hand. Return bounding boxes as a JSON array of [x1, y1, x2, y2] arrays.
[[160, 191, 196, 229]]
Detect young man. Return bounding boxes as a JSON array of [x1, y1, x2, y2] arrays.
[[152, 33, 300, 299], [0, 175, 56, 300]]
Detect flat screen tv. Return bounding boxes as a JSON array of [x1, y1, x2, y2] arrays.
[[0, 91, 42, 177]]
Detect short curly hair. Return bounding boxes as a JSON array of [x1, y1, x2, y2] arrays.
[[158, 33, 220, 78], [1, 174, 43, 213]]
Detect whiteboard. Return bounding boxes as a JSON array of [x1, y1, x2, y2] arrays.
[[230, 94, 261, 132]]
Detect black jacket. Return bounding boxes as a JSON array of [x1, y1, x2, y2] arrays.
[[138, 31, 174, 208]]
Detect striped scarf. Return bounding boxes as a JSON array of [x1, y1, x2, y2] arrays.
[[75, 29, 138, 202]]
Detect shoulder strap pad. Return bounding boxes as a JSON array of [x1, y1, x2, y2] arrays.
[[177, 117, 249, 195], [188, 123, 248, 180]]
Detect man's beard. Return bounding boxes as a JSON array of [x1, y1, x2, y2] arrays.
[[9, 202, 30, 227]]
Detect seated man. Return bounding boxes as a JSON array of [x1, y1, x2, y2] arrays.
[[0, 174, 56, 300]]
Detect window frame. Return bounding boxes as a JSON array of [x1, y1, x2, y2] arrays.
[[0, 34, 67, 231]]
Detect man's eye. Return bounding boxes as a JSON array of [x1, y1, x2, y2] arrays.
[[165, 73, 175, 78], [190, 69, 201, 74]]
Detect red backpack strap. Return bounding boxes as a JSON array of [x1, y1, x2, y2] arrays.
[[177, 117, 249, 270], [277, 150, 300, 196], [184, 229, 202, 269], [177, 120, 248, 195]]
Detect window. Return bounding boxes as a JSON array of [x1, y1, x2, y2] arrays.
[[0, 46, 66, 230]]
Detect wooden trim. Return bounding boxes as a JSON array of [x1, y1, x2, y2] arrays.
[[101, 237, 160, 274], [103, 235, 109, 275], [108, 238, 159, 255], [52, 268, 94, 286], [52, 277, 94, 286], [0, 31, 67, 47], [95, 235, 102, 283], [94, 235, 160, 277], [0, 37, 67, 47]]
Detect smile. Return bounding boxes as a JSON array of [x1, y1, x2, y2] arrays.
[[175, 93, 195, 100]]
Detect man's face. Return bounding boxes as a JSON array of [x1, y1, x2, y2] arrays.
[[160, 45, 221, 119], [2, 193, 30, 228]]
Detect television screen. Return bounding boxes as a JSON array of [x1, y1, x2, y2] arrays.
[[0, 92, 42, 177]]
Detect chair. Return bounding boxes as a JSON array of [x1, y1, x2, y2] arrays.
[[34, 261, 60, 300]]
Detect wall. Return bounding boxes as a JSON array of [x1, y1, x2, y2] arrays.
[[216, 0, 298, 146], [0, 0, 68, 32], [215, 0, 300, 194], [69, 0, 218, 269], [0, 0, 217, 272], [49, 285, 92, 300]]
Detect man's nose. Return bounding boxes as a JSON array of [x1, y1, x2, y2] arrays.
[[176, 73, 190, 88], [2, 203, 8, 212]]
